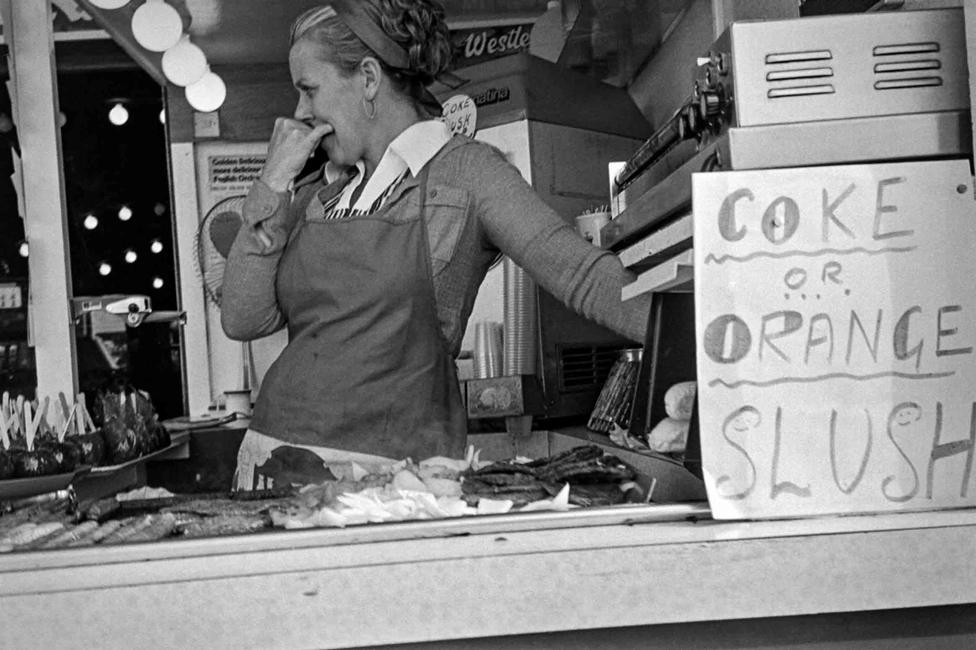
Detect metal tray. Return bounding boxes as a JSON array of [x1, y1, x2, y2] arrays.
[[0, 465, 92, 501], [89, 431, 189, 474]]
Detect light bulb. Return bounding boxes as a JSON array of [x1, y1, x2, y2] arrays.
[[108, 103, 129, 126], [159, 109, 166, 125], [118, 205, 133, 221], [90, 0, 130, 8], [131, 0, 183, 53], [124, 249, 138, 264], [185, 70, 226, 113], [99, 262, 112, 276], [162, 36, 207, 87], [83, 214, 99, 230], [58, 111, 67, 128], [154, 203, 167, 216], [17, 241, 28, 258], [152, 277, 164, 289], [150, 239, 164, 254]]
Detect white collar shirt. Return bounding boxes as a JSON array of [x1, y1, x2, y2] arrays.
[[323, 119, 452, 213]]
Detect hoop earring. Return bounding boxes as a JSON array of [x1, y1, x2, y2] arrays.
[[362, 96, 377, 120]]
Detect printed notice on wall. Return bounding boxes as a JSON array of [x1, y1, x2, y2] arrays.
[[207, 151, 266, 195], [693, 159, 976, 519]]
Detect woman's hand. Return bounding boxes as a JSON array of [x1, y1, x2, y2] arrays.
[[260, 118, 333, 192]]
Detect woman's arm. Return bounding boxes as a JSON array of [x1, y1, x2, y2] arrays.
[[220, 179, 293, 340], [222, 119, 331, 340], [461, 143, 652, 343]]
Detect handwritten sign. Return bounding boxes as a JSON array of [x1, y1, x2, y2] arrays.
[[442, 94, 477, 138], [693, 159, 976, 519]]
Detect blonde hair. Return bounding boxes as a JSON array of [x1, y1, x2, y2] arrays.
[[290, 0, 453, 110]]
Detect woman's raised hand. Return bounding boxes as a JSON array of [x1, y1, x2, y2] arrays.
[[260, 117, 333, 192]]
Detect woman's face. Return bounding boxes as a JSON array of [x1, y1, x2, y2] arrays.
[[289, 38, 365, 167]]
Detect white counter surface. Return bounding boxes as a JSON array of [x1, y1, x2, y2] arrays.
[[2, 504, 975, 649]]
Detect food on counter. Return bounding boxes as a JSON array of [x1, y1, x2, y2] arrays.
[[0, 445, 645, 551], [463, 445, 639, 507], [37, 521, 98, 549], [0, 450, 13, 480], [647, 417, 690, 453], [82, 519, 126, 546], [10, 446, 60, 478], [646, 380, 696, 454], [0, 386, 176, 485], [663, 381, 697, 421], [180, 513, 268, 538], [0, 521, 65, 547], [269, 445, 641, 529], [38, 438, 82, 473], [81, 497, 121, 521], [116, 486, 176, 501], [96, 388, 171, 465], [72, 430, 106, 467]]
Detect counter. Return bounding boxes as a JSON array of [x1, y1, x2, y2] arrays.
[[1, 504, 974, 648]]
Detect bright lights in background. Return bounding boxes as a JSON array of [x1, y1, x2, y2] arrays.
[[90, 0, 130, 8], [185, 69, 226, 113], [17, 241, 28, 258], [118, 205, 133, 221], [152, 277, 165, 290], [58, 111, 67, 128], [162, 36, 207, 87], [131, 0, 183, 52], [124, 249, 138, 264], [108, 102, 129, 126], [159, 109, 166, 125], [99, 262, 112, 276], [150, 239, 164, 254], [153, 203, 167, 216], [83, 214, 99, 230]]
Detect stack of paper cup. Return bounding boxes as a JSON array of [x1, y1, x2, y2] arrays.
[[503, 257, 538, 376], [473, 321, 503, 379]]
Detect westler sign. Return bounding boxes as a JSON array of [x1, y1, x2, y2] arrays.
[[693, 159, 976, 519], [451, 23, 533, 67]]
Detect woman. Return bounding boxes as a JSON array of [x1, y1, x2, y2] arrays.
[[223, 0, 651, 490]]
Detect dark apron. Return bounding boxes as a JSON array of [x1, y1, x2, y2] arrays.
[[246, 163, 468, 471]]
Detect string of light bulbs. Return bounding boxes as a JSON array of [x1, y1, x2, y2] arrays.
[[89, 0, 226, 112]]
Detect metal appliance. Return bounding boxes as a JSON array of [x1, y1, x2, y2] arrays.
[[605, 7, 971, 253], [605, 8, 972, 473]]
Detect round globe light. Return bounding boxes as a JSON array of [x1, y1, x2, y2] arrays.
[[90, 0, 130, 8], [17, 241, 28, 258], [131, 0, 183, 53], [185, 70, 226, 113], [124, 249, 138, 264], [108, 103, 129, 126], [150, 239, 164, 254], [162, 36, 207, 87], [159, 109, 166, 125], [118, 205, 133, 221], [152, 277, 165, 289], [83, 214, 99, 230], [99, 262, 112, 276]]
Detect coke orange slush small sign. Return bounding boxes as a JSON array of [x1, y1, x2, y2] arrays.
[[692, 159, 976, 519]]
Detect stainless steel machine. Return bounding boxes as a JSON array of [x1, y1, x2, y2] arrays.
[[605, 7, 971, 255], [606, 7, 972, 467]]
